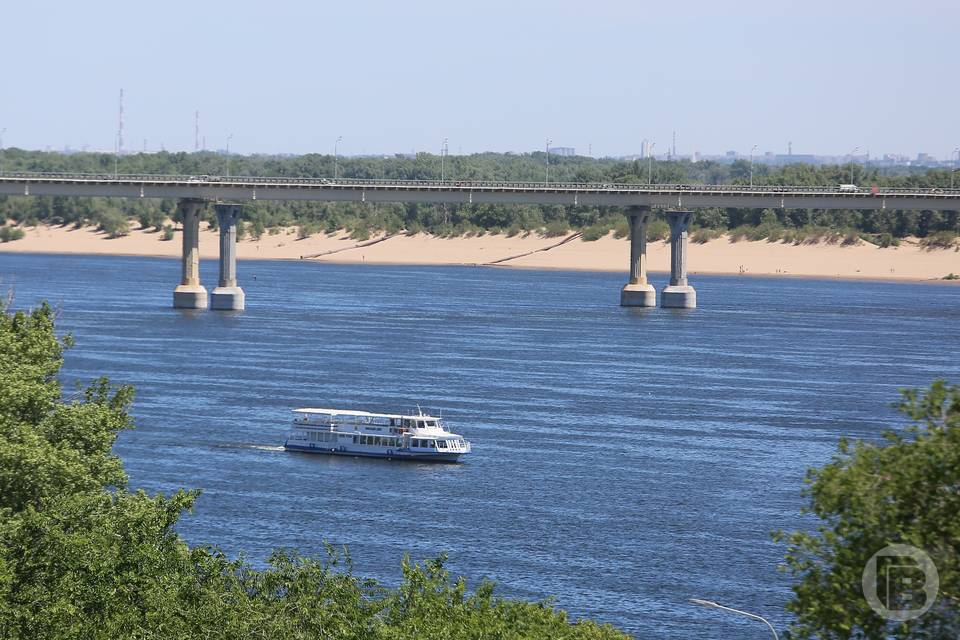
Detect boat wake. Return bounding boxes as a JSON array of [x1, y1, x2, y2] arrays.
[[216, 443, 285, 452]]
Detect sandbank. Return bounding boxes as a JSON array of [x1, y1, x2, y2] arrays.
[[1, 222, 958, 283]]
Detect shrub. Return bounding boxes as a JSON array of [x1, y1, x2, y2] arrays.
[[876, 232, 899, 248], [137, 209, 166, 231], [727, 225, 752, 243], [0, 225, 25, 242], [581, 223, 610, 242], [97, 211, 130, 238], [612, 218, 630, 239], [249, 219, 266, 241], [920, 230, 957, 249], [349, 224, 371, 241], [647, 218, 670, 242], [542, 219, 569, 238], [944, 273, 959, 280], [691, 228, 722, 244], [160, 225, 174, 241], [297, 223, 319, 240], [841, 229, 860, 246]]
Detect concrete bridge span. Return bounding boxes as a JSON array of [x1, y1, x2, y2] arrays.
[[2, 173, 958, 310]]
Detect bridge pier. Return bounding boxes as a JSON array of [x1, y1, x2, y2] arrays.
[[661, 211, 697, 309], [210, 203, 245, 311], [620, 206, 656, 307], [172, 199, 208, 309]]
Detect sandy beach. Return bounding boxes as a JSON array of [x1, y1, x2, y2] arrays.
[[1, 222, 958, 282]]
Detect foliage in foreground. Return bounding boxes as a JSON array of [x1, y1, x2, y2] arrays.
[[776, 381, 960, 639], [0, 301, 628, 639]]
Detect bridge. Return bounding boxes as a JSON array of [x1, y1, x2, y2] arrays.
[[2, 172, 958, 310]]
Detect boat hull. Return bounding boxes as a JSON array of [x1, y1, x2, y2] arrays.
[[284, 442, 465, 463]]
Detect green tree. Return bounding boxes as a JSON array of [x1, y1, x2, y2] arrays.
[[776, 381, 960, 639]]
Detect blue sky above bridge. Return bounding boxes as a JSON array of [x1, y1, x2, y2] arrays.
[[3, 0, 957, 160]]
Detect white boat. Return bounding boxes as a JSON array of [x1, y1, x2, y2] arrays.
[[284, 408, 472, 462]]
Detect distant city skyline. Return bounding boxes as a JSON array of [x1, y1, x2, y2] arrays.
[[2, 0, 957, 160]]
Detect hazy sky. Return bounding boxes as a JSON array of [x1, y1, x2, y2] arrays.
[[3, 0, 958, 159]]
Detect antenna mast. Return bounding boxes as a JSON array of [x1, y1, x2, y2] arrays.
[[194, 110, 200, 152]]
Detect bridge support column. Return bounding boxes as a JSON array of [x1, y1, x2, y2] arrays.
[[620, 207, 656, 306], [173, 199, 208, 309], [211, 203, 245, 311], [661, 211, 697, 309]]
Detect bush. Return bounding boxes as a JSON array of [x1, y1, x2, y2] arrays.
[[727, 225, 752, 243], [647, 218, 669, 242], [581, 223, 611, 242], [691, 227, 722, 244], [920, 230, 957, 249], [137, 208, 166, 231], [877, 232, 899, 248], [0, 225, 25, 242], [612, 217, 630, 239], [97, 211, 130, 238], [541, 219, 569, 237], [161, 225, 174, 241], [841, 229, 860, 246]]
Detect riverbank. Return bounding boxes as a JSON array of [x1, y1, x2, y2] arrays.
[[1, 222, 958, 281]]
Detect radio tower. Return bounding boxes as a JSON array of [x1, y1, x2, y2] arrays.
[[117, 88, 125, 156], [672, 131, 677, 158], [194, 110, 200, 152]]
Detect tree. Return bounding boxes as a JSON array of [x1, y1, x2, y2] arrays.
[[776, 381, 960, 639]]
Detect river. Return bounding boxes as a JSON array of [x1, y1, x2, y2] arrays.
[[3, 252, 958, 638]]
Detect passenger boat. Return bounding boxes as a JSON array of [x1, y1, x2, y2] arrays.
[[284, 408, 472, 462]]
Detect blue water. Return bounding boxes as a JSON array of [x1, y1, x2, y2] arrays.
[[3, 252, 959, 638]]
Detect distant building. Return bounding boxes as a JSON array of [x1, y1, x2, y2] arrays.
[[771, 154, 818, 166], [549, 146, 575, 157]]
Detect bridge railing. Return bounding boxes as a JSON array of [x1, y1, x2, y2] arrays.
[[0, 171, 958, 196]]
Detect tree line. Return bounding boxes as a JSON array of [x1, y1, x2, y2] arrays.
[[0, 149, 957, 245]]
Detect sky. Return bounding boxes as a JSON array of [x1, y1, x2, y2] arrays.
[[2, 0, 958, 159]]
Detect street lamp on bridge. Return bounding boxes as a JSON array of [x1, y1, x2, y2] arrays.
[[848, 146, 859, 185], [225, 134, 234, 178], [441, 137, 448, 181], [749, 144, 758, 187], [545, 138, 552, 183], [952, 147, 959, 190], [647, 142, 656, 184], [334, 136, 343, 180], [689, 598, 779, 640]]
